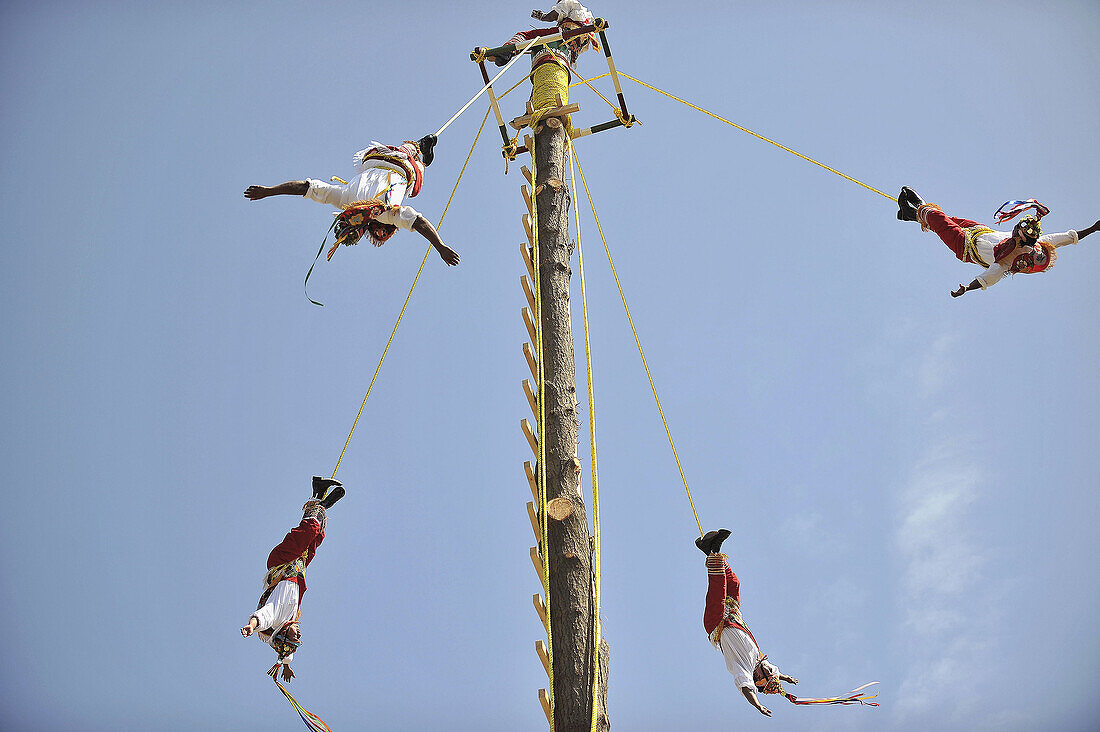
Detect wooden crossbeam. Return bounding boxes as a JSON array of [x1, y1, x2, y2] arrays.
[[522, 184, 533, 214], [521, 275, 536, 313], [529, 546, 545, 585], [524, 461, 538, 502], [522, 376, 537, 418], [527, 501, 541, 542], [521, 241, 534, 279], [510, 101, 581, 131], [532, 593, 548, 632], [539, 689, 552, 724], [523, 342, 538, 382], [521, 418, 538, 456], [521, 165, 533, 186], [535, 640, 551, 679], [523, 214, 534, 245], [522, 307, 537, 348]]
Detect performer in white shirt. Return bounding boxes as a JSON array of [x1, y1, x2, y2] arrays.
[[241, 477, 345, 682], [897, 186, 1098, 297], [244, 135, 459, 267]]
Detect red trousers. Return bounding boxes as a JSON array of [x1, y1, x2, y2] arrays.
[[267, 517, 324, 570], [923, 207, 982, 262]]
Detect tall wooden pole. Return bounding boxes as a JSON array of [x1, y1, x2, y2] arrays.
[[532, 117, 609, 732]]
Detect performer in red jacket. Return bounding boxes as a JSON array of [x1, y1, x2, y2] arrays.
[[897, 186, 1098, 297], [698, 529, 797, 717], [241, 477, 345, 682]]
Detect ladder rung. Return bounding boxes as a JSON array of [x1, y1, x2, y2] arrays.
[[538, 689, 552, 724], [521, 275, 535, 313], [522, 308, 537, 349], [535, 640, 550, 679], [532, 593, 548, 632], [521, 418, 538, 456], [524, 461, 538, 503], [527, 501, 541, 541], [523, 342, 538, 382], [522, 377, 537, 419], [529, 546, 545, 585]]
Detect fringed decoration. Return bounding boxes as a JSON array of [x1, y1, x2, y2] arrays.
[[783, 681, 881, 706], [994, 199, 1049, 224], [302, 200, 395, 307], [916, 203, 942, 232], [267, 664, 333, 732]]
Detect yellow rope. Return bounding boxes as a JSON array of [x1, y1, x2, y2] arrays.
[[568, 140, 602, 732], [530, 131, 555, 732], [530, 62, 572, 131], [618, 71, 894, 202], [570, 70, 619, 114], [570, 147, 704, 537], [330, 106, 491, 479], [569, 71, 611, 88]]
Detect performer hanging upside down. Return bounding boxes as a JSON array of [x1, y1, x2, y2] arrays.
[[241, 477, 346, 682], [698, 529, 795, 717], [697, 529, 879, 715], [244, 135, 459, 266], [897, 187, 1099, 297]]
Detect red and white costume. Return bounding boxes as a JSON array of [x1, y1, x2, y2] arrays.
[[251, 516, 325, 662], [505, 1, 599, 77], [704, 554, 782, 690], [918, 204, 1079, 289], [305, 142, 426, 241]]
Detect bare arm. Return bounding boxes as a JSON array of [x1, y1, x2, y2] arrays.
[[240, 615, 259, 637], [413, 215, 460, 266], [1076, 219, 1100, 239], [740, 687, 772, 717], [779, 674, 798, 684], [244, 181, 310, 200], [532, 8, 560, 21], [951, 279, 983, 298]]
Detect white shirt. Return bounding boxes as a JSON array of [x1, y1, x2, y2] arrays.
[[252, 579, 300, 663], [715, 626, 769, 690], [974, 229, 1079, 289], [305, 167, 420, 231]]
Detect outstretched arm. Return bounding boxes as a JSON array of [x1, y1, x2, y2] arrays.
[[532, 8, 560, 21], [413, 215, 460, 266], [1076, 219, 1100, 239], [244, 181, 309, 200], [951, 279, 983, 298], [779, 673, 798, 684], [740, 687, 772, 717]]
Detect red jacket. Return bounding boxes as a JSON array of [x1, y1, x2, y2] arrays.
[[266, 517, 324, 596]]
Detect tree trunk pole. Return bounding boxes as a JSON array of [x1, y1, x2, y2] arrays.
[[533, 119, 609, 732]]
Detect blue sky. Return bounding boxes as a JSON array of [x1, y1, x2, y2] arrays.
[[2, 1, 1098, 730]]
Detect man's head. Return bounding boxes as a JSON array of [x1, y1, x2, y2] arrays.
[[754, 657, 784, 695], [271, 621, 301, 659], [1013, 215, 1041, 244]]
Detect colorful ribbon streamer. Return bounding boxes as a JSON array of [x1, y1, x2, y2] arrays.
[[784, 680, 880, 706], [994, 199, 1049, 223], [267, 664, 333, 732]]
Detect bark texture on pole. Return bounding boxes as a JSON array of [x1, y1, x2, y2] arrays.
[[533, 120, 609, 732]]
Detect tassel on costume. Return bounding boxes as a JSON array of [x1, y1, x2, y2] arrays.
[[267, 664, 333, 732]]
